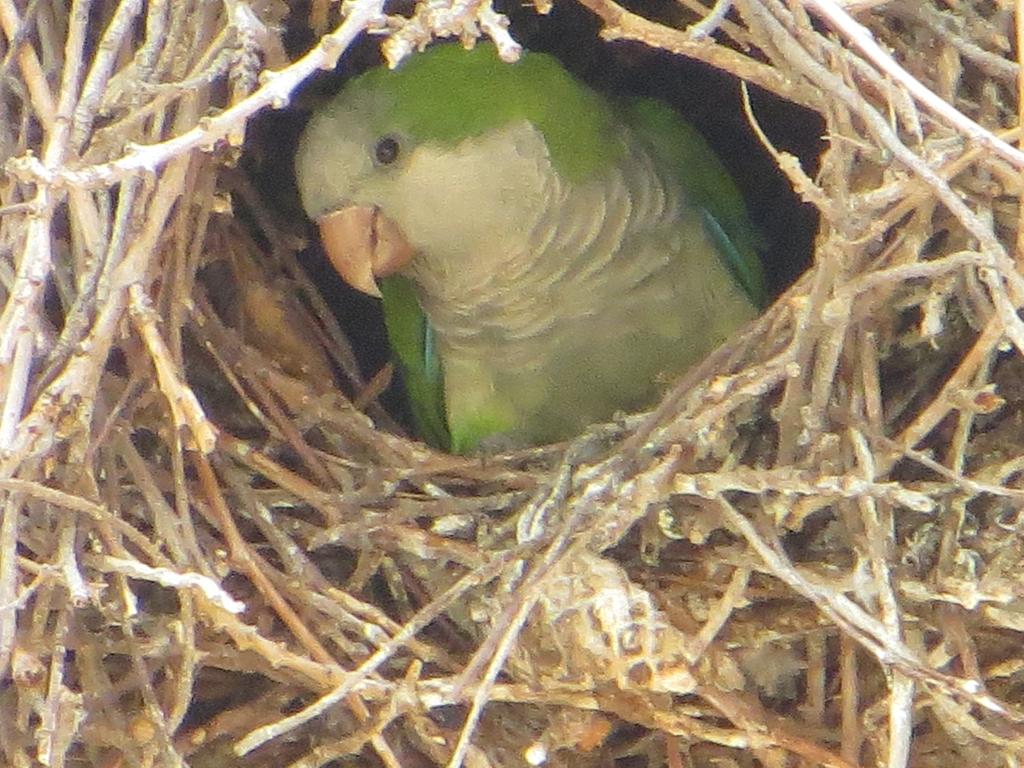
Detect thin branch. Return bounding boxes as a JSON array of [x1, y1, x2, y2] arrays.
[[803, 0, 1024, 169], [6, 0, 389, 189]]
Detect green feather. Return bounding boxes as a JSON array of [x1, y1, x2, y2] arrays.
[[448, 405, 517, 455], [379, 276, 518, 452], [378, 275, 450, 450], [621, 98, 767, 308], [337, 44, 622, 183]]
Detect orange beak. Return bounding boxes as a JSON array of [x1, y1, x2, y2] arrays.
[[317, 205, 415, 297]]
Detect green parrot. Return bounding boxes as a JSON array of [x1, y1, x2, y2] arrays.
[[295, 43, 765, 454]]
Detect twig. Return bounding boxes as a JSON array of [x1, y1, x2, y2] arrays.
[[100, 556, 246, 613], [715, 496, 1015, 720], [687, 0, 734, 38], [382, 0, 522, 66], [0, 491, 20, 675], [234, 547, 521, 757], [1015, 1, 1024, 279], [6, 0, 389, 189], [671, 465, 934, 511], [572, 0, 820, 109], [129, 283, 218, 454], [803, 0, 1024, 169]]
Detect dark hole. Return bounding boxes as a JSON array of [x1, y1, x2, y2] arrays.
[[244, 1, 822, 437]]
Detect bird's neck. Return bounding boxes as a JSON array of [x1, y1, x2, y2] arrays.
[[411, 131, 684, 358]]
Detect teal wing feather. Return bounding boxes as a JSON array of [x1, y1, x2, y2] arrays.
[[622, 98, 767, 309], [378, 275, 451, 450]]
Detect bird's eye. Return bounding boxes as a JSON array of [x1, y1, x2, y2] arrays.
[[373, 135, 401, 165]]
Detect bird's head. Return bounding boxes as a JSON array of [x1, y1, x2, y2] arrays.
[[295, 43, 621, 296]]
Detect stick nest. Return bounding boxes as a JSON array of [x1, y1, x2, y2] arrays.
[[2, 1, 1023, 767]]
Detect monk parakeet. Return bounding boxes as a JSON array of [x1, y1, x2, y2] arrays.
[[296, 43, 765, 454]]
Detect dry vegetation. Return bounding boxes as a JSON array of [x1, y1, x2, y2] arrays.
[[2, 0, 1024, 766]]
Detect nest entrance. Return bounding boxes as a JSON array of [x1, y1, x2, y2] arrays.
[[2, 2, 1024, 768]]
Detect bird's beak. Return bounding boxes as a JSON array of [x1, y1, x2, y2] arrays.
[[317, 205, 415, 298]]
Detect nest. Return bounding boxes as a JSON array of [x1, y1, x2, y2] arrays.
[[2, 1, 1023, 766]]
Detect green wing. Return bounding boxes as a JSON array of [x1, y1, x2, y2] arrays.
[[622, 98, 767, 309], [378, 275, 450, 450]]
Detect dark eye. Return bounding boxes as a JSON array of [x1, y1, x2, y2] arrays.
[[374, 135, 401, 165]]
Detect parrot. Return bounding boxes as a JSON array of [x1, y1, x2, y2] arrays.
[[295, 42, 766, 454]]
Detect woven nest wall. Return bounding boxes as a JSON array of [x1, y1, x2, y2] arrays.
[[1, 1, 1022, 767]]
